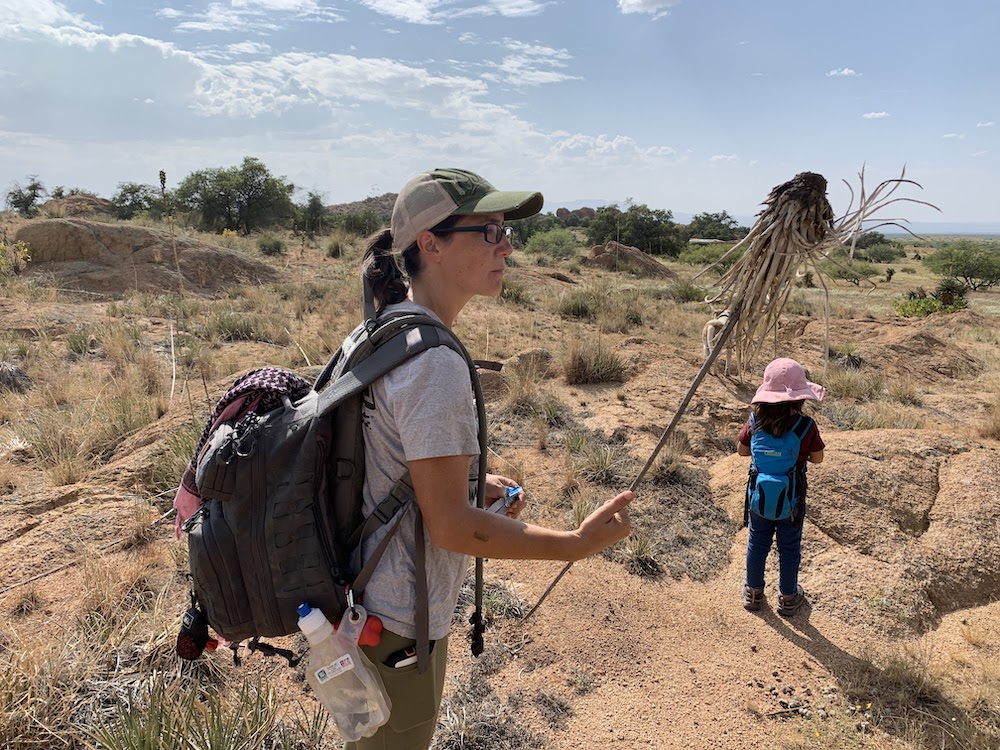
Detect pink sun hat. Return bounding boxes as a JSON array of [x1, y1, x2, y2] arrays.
[[752, 357, 825, 404]]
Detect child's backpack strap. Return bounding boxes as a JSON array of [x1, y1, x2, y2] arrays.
[[790, 414, 813, 441]]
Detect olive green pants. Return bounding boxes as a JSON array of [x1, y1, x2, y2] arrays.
[[342, 630, 449, 750]]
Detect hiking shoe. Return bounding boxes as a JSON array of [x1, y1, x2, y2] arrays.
[[743, 585, 764, 612], [777, 585, 806, 617]]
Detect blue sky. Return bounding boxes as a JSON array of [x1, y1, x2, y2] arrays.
[[1, 0, 997, 226]]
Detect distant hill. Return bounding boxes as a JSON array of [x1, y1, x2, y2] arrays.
[[326, 192, 395, 218], [883, 222, 1000, 238]]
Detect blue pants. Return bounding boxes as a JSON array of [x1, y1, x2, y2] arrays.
[[745, 511, 802, 596]]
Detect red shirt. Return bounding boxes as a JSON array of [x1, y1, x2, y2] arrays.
[[738, 415, 825, 465]]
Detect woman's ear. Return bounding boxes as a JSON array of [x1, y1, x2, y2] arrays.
[[416, 229, 442, 261], [417, 229, 438, 253]]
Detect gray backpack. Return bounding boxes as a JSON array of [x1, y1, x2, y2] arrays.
[[179, 312, 487, 668]]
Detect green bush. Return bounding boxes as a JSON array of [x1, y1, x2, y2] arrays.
[[676, 243, 739, 273], [257, 234, 285, 256], [891, 296, 968, 318], [668, 281, 708, 304], [524, 228, 578, 257], [859, 243, 906, 263]]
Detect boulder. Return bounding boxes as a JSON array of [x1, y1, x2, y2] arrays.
[[15, 219, 280, 296], [584, 241, 677, 279]]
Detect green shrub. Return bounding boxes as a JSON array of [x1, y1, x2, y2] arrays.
[[859, 243, 906, 263], [525, 228, 578, 257], [676, 243, 739, 274], [257, 234, 285, 256], [668, 281, 707, 304], [891, 296, 968, 318], [934, 276, 967, 304], [820, 258, 879, 285]]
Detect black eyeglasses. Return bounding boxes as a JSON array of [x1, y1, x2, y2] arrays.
[[429, 223, 513, 245]]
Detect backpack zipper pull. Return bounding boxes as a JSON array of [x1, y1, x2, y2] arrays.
[[233, 414, 260, 457]]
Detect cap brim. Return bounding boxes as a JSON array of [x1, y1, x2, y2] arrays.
[[454, 190, 544, 220]]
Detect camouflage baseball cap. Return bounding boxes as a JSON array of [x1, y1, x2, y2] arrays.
[[391, 168, 544, 252]]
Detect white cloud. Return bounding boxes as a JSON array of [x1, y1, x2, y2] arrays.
[[863, 111, 889, 119], [977, 121, 995, 128], [166, 0, 343, 33], [709, 154, 738, 164], [617, 0, 682, 19], [942, 133, 966, 140], [356, 0, 441, 24], [549, 134, 676, 162], [972, 150, 989, 157], [0, 0, 101, 31], [227, 41, 273, 56], [489, 39, 580, 86], [460, 0, 547, 17], [826, 67, 859, 77], [358, 0, 545, 23]]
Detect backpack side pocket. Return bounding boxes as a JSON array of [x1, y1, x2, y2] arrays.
[[186, 501, 255, 641], [195, 423, 239, 502]]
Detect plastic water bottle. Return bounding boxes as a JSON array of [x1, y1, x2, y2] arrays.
[[297, 603, 392, 741]]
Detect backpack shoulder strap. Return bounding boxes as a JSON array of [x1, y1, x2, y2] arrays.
[[321, 310, 489, 671], [790, 415, 813, 439]]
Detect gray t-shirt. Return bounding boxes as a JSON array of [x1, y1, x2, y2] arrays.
[[356, 301, 479, 640]]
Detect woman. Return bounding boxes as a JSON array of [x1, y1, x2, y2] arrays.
[[350, 168, 633, 749]]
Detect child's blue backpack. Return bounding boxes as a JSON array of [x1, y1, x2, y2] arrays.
[[744, 414, 812, 523]]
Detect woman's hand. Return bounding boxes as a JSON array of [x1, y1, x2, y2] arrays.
[[571, 490, 633, 560], [485, 473, 526, 519]]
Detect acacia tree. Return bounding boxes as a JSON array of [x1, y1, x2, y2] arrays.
[[682, 211, 747, 242], [174, 157, 296, 233], [922, 240, 1000, 291], [299, 192, 326, 234], [586, 203, 682, 256], [5, 176, 47, 217], [111, 182, 161, 220]]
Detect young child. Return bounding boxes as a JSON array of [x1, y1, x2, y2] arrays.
[[737, 358, 825, 616]]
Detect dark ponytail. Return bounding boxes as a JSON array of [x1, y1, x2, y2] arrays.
[[360, 214, 463, 313], [361, 229, 414, 312]]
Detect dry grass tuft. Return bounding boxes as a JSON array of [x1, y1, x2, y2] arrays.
[[563, 336, 627, 385]]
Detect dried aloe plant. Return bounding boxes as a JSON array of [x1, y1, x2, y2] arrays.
[[699, 167, 938, 375]]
